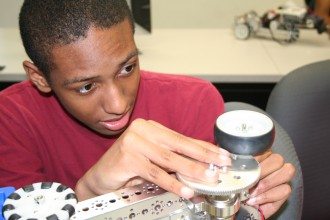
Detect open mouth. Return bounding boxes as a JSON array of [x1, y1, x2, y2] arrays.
[[99, 112, 131, 132]]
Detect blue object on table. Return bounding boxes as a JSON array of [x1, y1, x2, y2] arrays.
[[0, 187, 15, 220]]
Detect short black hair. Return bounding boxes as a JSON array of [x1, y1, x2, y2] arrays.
[[19, 0, 134, 79]]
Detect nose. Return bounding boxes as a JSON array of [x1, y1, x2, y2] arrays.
[[101, 83, 127, 115]]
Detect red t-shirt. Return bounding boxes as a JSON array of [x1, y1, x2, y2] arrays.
[[0, 71, 224, 189]]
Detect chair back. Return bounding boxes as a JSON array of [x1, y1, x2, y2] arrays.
[[266, 60, 330, 220]]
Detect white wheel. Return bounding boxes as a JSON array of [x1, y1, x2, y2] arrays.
[[234, 24, 250, 40], [2, 182, 77, 220]]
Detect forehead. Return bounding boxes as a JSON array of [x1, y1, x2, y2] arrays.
[[50, 19, 135, 75]]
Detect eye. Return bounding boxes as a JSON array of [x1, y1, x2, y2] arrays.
[[77, 83, 96, 94], [120, 63, 136, 76]]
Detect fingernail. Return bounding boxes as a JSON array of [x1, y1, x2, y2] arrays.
[[246, 197, 257, 205], [181, 186, 194, 198]]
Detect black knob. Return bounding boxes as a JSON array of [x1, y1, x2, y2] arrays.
[[214, 110, 275, 155]]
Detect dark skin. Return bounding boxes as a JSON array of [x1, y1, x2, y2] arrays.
[[22, 19, 294, 219]]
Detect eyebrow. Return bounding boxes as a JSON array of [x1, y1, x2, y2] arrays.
[[120, 49, 140, 66], [62, 75, 100, 87], [62, 49, 140, 87]]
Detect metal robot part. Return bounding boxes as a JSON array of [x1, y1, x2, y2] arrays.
[[214, 110, 275, 155], [176, 110, 274, 220], [176, 155, 260, 195], [2, 182, 77, 220], [72, 182, 192, 220], [69, 182, 261, 220]]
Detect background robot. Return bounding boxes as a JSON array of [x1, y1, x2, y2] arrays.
[[234, 2, 328, 42]]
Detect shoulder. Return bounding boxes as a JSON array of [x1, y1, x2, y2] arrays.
[[139, 70, 223, 104], [137, 70, 224, 141], [0, 80, 54, 120], [0, 80, 53, 105], [0, 81, 33, 96], [141, 70, 212, 85], [0, 81, 34, 106]]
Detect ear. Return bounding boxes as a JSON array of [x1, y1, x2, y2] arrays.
[[23, 61, 52, 93]]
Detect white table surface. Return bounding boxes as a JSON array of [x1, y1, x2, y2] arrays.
[[1, 27, 329, 83]]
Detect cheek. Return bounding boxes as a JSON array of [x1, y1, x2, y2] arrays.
[[126, 71, 140, 100], [58, 95, 100, 123]]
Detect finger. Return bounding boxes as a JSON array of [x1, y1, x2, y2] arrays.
[[135, 120, 231, 167], [250, 163, 295, 197], [259, 198, 288, 219], [133, 132, 219, 182], [259, 153, 284, 178], [183, 137, 230, 156], [147, 120, 228, 155], [246, 184, 291, 206], [192, 139, 232, 164], [148, 120, 224, 153], [177, 138, 232, 167], [135, 156, 195, 199]]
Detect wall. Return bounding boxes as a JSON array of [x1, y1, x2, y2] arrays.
[[1, 0, 304, 29], [151, 0, 304, 29], [0, 0, 23, 28]]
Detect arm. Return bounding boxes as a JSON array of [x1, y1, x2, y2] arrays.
[[74, 119, 231, 200]]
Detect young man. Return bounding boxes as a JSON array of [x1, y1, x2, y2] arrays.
[[0, 0, 294, 218]]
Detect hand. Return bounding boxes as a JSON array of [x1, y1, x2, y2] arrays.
[[75, 119, 231, 201], [246, 150, 295, 219]]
